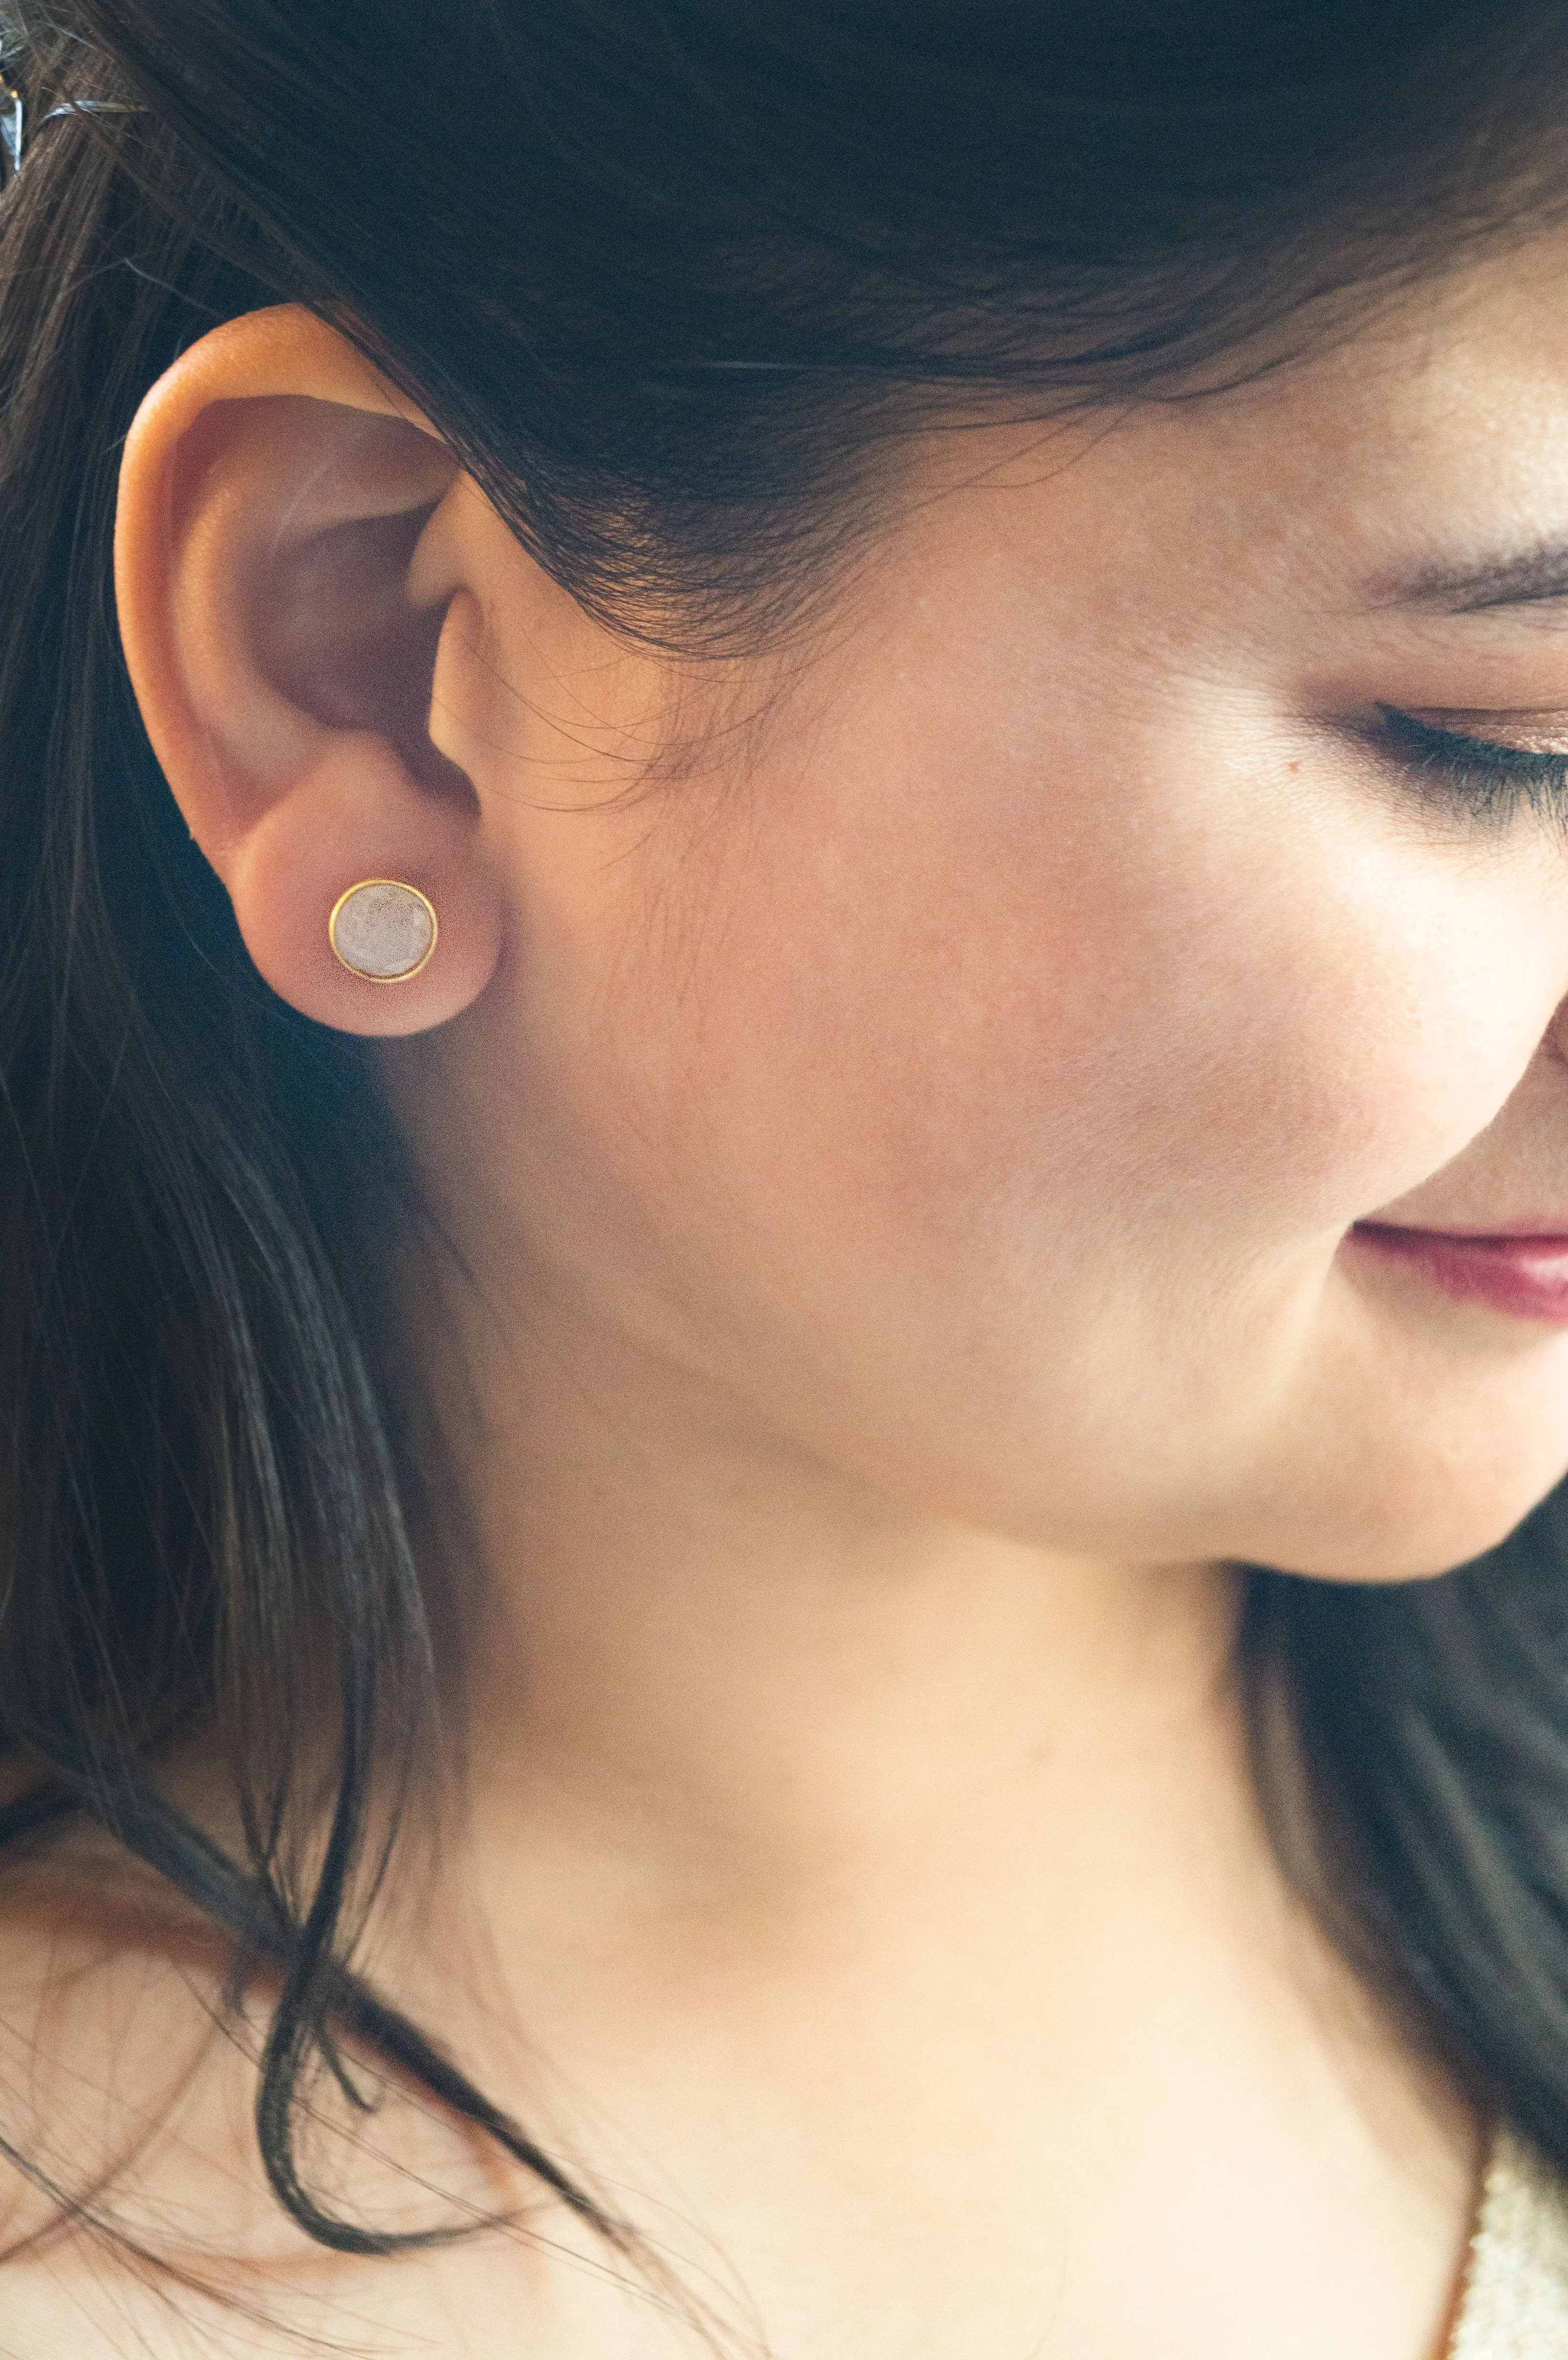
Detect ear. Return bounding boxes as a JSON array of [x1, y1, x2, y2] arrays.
[[115, 304, 503, 1035]]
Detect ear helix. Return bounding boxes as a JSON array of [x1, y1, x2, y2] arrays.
[[329, 879, 439, 982]]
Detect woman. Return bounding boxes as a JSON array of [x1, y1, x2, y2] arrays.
[[2, 0, 1568, 2350]]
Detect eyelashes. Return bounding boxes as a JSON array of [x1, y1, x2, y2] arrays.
[[1375, 703, 1568, 825]]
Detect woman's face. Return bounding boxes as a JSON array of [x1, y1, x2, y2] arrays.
[[406, 231, 1568, 1580]]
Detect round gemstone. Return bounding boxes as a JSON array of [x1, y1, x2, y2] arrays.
[[330, 881, 436, 980]]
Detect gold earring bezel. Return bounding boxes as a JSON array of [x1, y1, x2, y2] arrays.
[[328, 879, 440, 983]]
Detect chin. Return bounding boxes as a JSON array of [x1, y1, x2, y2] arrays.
[[1224, 1327, 1568, 1582], [1255, 1470, 1568, 1585]]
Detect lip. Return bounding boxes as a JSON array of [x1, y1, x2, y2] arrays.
[[1349, 1223, 1568, 1325]]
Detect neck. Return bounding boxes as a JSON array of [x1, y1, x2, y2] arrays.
[[380, 1222, 1476, 2360], [416, 1256, 1257, 1937]]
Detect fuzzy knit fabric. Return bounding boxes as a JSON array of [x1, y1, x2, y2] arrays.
[[1448, 2129, 1568, 2357]]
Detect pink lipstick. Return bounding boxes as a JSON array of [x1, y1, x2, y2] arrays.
[[1349, 1223, 1568, 1325]]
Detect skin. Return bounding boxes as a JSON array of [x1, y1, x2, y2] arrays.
[[14, 233, 1568, 2352]]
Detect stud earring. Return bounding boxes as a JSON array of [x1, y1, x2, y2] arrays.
[[329, 879, 439, 982]]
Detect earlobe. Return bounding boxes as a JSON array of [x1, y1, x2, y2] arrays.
[[114, 304, 504, 1038]]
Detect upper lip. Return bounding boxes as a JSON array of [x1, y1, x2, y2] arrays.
[[1355, 1219, 1568, 1242]]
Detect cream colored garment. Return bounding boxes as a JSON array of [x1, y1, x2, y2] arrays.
[[1448, 2130, 1568, 2357]]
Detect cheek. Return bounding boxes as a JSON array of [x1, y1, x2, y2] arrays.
[[635, 746, 1539, 1314], [447, 670, 1568, 1561], [481, 639, 1563, 1502]]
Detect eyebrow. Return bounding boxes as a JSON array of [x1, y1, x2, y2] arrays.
[[1372, 541, 1568, 614]]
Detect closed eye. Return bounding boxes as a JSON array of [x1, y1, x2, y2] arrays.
[[1375, 703, 1568, 825]]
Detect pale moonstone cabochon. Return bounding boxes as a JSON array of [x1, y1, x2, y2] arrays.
[[329, 880, 437, 981]]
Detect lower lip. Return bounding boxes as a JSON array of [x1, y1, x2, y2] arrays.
[[1349, 1224, 1568, 1324]]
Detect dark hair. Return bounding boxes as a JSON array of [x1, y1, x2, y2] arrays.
[[3, 0, 1568, 2281]]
